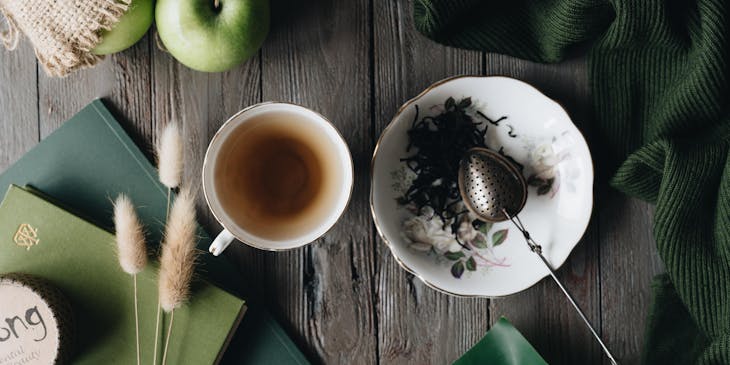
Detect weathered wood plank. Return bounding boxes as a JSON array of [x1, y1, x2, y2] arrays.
[[599, 194, 662, 364], [260, 0, 377, 363], [373, 1, 487, 364], [484, 54, 603, 364], [0, 40, 38, 170], [150, 43, 206, 193], [38, 35, 153, 145]]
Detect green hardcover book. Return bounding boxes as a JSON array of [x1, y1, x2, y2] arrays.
[[0, 185, 246, 364], [0, 100, 309, 365]]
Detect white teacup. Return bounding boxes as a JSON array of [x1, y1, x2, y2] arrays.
[[203, 102, 353, 255]]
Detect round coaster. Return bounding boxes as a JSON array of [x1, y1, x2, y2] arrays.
[[0, 274, 74, 364]]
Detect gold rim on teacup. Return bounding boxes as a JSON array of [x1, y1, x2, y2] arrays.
[[203, 101, 354, 254]]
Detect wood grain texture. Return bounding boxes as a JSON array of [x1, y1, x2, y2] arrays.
[[373, 1, 488, 364], [599, 193, 662, 364], [0, 40, 37, 170], [38, 35, 153, 145], [0, 3, 663, 364], [260, 0, 377, 363]]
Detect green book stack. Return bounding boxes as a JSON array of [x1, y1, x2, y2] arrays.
[[0, 100, 309, 364], [0, 185, 245, 363]]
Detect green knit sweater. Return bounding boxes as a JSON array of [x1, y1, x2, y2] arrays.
[[414, 1, 730, 363]]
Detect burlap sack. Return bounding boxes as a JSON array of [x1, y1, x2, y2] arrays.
[[0, 0, 131, 77]]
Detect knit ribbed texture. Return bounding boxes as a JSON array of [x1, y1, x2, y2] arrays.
[[414, 1, 730, 363]]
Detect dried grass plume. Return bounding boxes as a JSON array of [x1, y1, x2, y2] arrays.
[[158, 188, 198, 312], [113, 194, 148, 274], [157, 123, 183, 189]]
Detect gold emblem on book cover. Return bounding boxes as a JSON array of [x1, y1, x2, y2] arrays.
[[14, 223, 39, 250]]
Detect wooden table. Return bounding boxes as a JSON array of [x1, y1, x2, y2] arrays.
[[0, 1, 663, 364]]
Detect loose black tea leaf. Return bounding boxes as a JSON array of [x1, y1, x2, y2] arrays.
[[476, 110, 507, 126], [527, 175, 545, 186], [537, 183, 552, 195], [474, 220, 493, 234], [400, 97, 494, 224], [527, 174, 554, 196], [399, 96, 517, 247], [458, 97, 472, 109]]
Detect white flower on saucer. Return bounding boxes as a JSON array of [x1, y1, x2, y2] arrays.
[[531, 143, 560, 180], [457, 221, 477, 242], [402, 208, 461, 253]]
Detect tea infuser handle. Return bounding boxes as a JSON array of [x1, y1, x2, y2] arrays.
[[209, 229, 236, 256], [504, 210, 619, 365], [536, 252, 618, 365]]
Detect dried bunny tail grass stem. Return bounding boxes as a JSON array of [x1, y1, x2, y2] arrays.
[[158, 188, 198, 365], [153, 303, 161, 365], [114, 195, 147, 274], [157, 123, 183, 190], [159, 188, 197, 311], [157, 122, 183, 219], [133, 276, 141, 365], [153, 122, 182, 365], [161, 311, 175, 365], [113, 194, 148, 365]]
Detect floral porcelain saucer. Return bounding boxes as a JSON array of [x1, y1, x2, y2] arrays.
[[370, 76, 594, 297]]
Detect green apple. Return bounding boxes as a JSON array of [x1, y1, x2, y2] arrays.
[[155, 0, 269, 72], [93, 0, 154, 55]]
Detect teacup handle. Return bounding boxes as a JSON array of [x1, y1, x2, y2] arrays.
[[209, 229, 235, 256]]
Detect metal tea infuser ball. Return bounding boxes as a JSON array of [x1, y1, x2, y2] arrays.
[[458, 147, 618, 365]]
